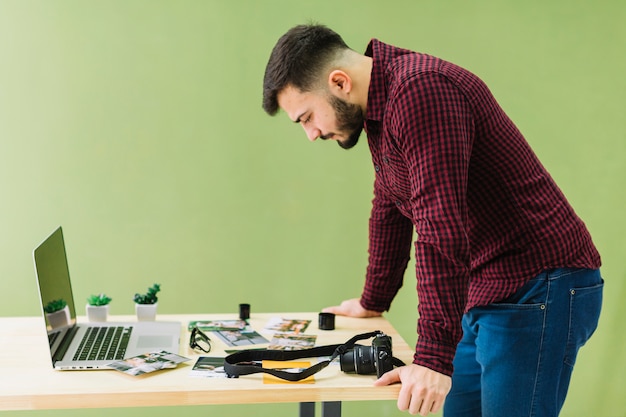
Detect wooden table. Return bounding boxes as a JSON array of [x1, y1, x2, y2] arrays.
[[0, 312, 413, 416]]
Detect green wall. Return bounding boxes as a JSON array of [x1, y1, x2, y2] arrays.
[[1, 1, 624, 416]]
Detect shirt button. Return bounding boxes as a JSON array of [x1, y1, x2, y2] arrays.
[[395, 201, 402, 207], [375, 165, 381, 172], [383, 157, 389, 164]]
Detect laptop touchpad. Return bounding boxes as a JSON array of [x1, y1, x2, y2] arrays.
[[137, 335, 172, 348]]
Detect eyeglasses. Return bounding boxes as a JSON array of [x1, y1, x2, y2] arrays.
[[189, 326, 212, 353]]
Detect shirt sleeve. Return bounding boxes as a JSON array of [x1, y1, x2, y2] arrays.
[[360, 180, 414, 312], [391, 72, 474, 376]]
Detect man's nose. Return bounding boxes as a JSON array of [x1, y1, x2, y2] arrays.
[[304, 125, 320, 142]]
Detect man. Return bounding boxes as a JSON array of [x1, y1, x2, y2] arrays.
[[262, 24, 603, 416]]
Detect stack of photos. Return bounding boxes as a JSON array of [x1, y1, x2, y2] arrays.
[[264, 317, 316, 350], [187, 320, 247, 331], [188, 319, 269, 347], [268, 332, 317, 350], [264, 318, 311, 334], [108, 351, 190, 376], [213, 329, 269, 347]]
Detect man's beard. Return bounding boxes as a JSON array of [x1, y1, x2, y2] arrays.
[[328, 95, 364, 150]]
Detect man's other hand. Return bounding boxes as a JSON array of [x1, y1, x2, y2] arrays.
[[322, 298, 382, 318], [375, 363, 451, 416]]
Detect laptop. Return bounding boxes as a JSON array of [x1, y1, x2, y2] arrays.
[[33, 226, 181, 370]]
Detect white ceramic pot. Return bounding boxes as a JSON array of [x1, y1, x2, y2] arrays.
[[135, 303, 158, 321], [86, 304, 109, 322]]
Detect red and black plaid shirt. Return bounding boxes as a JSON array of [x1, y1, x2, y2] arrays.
[[360, 39, 601, 376]]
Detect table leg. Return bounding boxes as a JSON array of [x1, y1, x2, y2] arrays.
[[322, 401, 341, 417], [300, 402, 315, 417], [299, 401, 342, 417]]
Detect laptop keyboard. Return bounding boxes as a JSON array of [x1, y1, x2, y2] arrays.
[[73, 326, 133, 361]]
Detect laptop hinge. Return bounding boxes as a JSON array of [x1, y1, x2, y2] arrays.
[[53, 325, 79, 364]]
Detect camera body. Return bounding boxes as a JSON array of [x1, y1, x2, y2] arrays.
[[339, 332, 394, 378]]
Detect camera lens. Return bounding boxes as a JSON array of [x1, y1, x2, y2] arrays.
[[339, 345, 377, 375]]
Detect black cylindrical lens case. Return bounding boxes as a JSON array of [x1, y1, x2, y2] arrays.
[[318, 312, 335, 330], [239, 303, 250, 321]]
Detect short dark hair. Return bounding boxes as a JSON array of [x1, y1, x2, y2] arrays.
[[262, 24, 350, 115]]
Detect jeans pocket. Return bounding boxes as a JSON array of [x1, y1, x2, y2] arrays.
[[565, 279, 604, 366]]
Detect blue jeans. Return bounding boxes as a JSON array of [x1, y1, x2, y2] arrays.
[[444, 268, 603, 417]]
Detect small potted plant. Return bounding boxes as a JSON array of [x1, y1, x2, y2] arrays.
[[86, 293, 112, 322], [133, 283, 161, 321], [44, 299, 70, 329]]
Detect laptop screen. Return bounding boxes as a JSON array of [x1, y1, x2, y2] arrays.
[[33, 227, 77, 332]]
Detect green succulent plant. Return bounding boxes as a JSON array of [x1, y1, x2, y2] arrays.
[[87, 293, 112, 306], [43, 299, 67, 314], [133, 283, 161, 305]]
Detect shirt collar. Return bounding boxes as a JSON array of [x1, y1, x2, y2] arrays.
[[365, 39, 387, 123]]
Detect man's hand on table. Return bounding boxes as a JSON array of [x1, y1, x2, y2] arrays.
[[322, 297, 382, 318], [375, 364, 451, 416], [324, 298, 451, 416]]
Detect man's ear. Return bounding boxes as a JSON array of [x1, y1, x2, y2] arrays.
[[328, 70, 352, 98]]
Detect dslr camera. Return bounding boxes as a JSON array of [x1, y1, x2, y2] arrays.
[[339, 332, 394, 378]]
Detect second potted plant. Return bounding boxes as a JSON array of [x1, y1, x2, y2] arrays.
[[133, 283, 161, 321], [86, 293, 112, 322]]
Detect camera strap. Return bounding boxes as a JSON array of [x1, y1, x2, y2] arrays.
[[223, 330, 404, 382]]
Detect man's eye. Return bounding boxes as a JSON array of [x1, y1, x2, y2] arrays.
[[302, 116, 311, 124]]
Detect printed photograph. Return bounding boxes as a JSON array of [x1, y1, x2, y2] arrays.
[[189, 356, 228, 378], [269, 332, 317, 350], [264, 318, 311, 334], [108, 351, 190, 376], [213, 329, 269, 347], [187, 320, 248, 331]]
